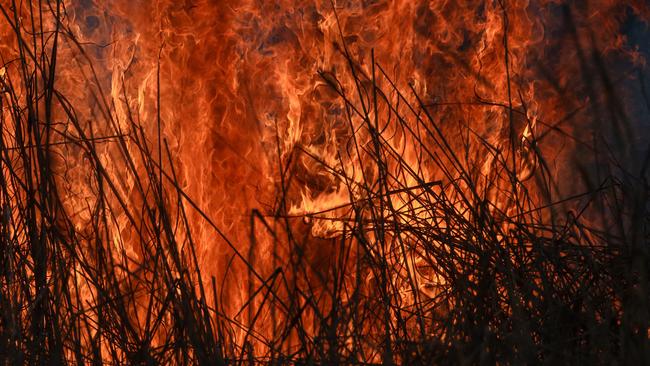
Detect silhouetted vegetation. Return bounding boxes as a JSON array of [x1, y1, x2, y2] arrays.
[[0, 1, 648, 364]]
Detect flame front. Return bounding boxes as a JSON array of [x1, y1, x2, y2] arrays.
[[1, 0, 648, 363]]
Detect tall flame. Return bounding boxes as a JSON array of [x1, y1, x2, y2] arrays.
[[1, 0, 648, 362]]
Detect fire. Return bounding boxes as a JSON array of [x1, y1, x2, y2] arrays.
[[1, 0, 648, 363]]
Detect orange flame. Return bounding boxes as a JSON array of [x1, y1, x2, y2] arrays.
[[1, 0, 648, 362]]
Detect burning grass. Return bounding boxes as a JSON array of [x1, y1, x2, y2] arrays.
[[0, 0, 649, 364]]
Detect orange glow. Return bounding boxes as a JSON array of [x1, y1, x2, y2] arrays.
[[1, 0, 648, 363]]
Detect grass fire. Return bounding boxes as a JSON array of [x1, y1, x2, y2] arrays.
[[0, 0, 648, 364]]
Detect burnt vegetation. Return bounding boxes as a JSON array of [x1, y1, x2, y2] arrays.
[[0, 0, 649, 365]]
